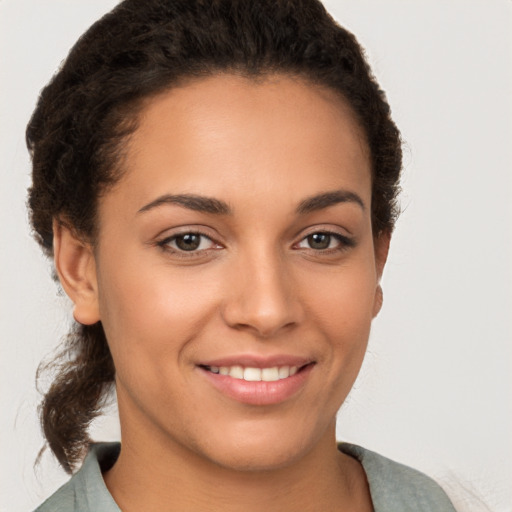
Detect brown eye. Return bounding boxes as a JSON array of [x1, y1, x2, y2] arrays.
[[296, 231, 354, 253], [175, 233, 202, 251], [158, 232, 217, 253], [306, 233, 332, 250]]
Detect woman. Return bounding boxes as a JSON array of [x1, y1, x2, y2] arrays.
[[24, 0, 459, 510]]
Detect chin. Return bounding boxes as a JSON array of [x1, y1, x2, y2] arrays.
[[205, 442, 305, 473], [188, 418, 323, 473]]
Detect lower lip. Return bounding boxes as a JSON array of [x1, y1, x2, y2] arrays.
[[198, 365, 314, 406]]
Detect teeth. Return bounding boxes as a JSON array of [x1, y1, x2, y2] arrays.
[[208, 364, 302, 381], [278, 366, 289, 379], [261, 367, 280, 381], [230, 365, 244, 379], [243, 367, 261, 381]]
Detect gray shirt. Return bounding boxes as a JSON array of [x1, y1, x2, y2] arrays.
[[35, 442, 456, 511]]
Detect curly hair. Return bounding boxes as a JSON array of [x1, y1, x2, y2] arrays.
[[27, 0, 402, 472]]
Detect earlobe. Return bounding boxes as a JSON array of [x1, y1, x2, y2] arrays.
[[53, 219, 100, 325], [373, 284, 384, 318]]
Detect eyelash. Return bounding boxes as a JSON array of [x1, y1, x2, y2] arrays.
[[294, 231, 355, 254], [156, 230, 220, 258], [155, 230, 355, 258]]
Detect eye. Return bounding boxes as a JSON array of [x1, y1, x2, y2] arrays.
[[302, 233, 334, 250], [158, 232, 218, 253], [296, 231, 353, 251]]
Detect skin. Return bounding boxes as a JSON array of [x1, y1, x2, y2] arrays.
[[54, 74, 389, 511]]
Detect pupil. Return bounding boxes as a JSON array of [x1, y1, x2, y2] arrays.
[[308, 233, 330, 250], [176, 234, 201, 251]]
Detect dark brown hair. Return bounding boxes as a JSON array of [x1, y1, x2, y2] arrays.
[[27, 0, 402, 472]]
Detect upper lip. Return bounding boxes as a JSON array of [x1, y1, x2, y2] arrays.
[[198, 354, 315, 368]]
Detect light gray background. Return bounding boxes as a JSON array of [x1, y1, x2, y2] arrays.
[[1, 1, 511, 511]]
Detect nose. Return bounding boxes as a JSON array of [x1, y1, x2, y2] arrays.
[[221, 250, 303, 338]]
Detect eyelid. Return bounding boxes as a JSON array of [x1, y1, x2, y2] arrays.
[[295, 224, 354, 241], [155, 228, 223, 258], [152, 224, 355, 259], [293, 227, 356, 252]]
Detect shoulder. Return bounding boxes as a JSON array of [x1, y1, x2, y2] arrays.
[[339, 443, 457, 512], [34, 443, 121, 512], [34, 478, 78, 512]]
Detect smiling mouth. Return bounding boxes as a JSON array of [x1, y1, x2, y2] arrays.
[[199, 363, 312, 382], [198, 361, 315, 405]]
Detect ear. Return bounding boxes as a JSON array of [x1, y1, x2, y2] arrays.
[[53, 219, 100, 325], [372, 230, 391, 318]]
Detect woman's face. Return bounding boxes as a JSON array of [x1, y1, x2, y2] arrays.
[[85, 74, 387, 470]]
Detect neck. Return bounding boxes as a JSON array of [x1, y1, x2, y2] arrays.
[[104, 421, 371, 512]]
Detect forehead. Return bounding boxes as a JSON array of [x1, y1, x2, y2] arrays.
[[110, 73, 371, 213]]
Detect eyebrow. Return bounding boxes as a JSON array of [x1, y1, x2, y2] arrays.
[[138, 194, 232, 215], [137, 189, 365, 216], [296, 190, 366, 214]]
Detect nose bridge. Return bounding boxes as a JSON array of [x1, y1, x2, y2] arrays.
[[222, 244, 301, 337]]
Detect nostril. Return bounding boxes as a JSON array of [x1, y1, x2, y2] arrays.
[[220, 263, 305, 337]]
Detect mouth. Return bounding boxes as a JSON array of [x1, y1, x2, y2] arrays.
[[199, 363, 309, 382], [197, 360, 315, 405]]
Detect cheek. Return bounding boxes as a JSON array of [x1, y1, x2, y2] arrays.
[[96, 257, 222, 378], [299, 258, 377, 371], [303, 262, 377, 334]]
